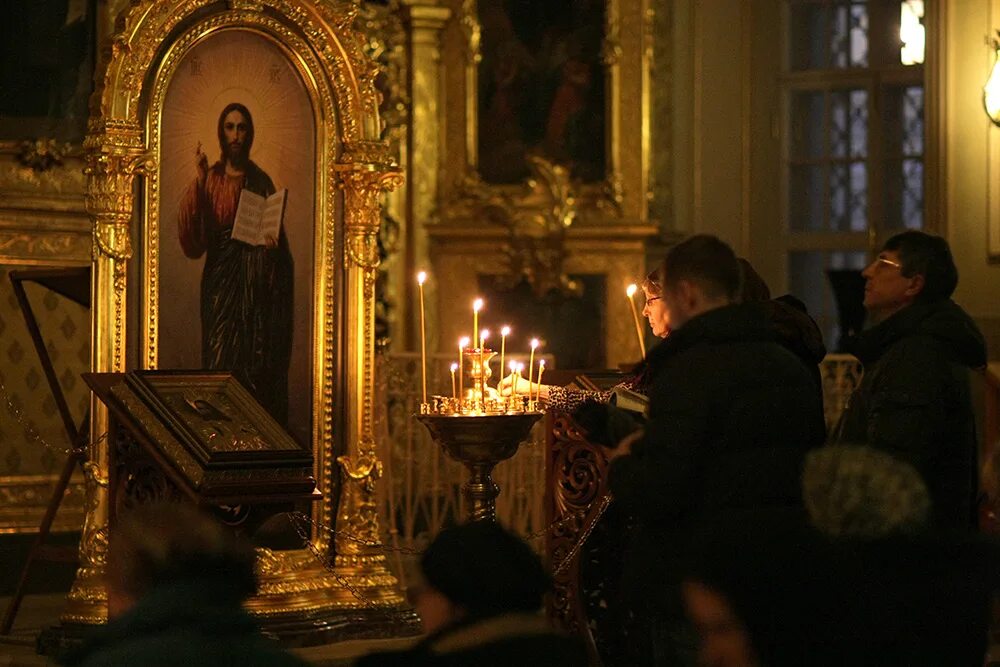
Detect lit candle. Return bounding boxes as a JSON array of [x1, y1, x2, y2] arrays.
[[516, 363, 525, 400], [535, 359, 546, 404], [417, 271, 428, 406], [450, 362, 458, 401], [528, 338, 539, 397], [472, 298, 484, 348], [509, 360, 519, 396], [458, 336, 470, 410], [626, 284, 647, 358], [479, 329, 490, 411], [499, 325, 510, 389]]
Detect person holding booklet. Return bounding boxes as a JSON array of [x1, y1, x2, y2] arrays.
[[177, 102, 293, 424]]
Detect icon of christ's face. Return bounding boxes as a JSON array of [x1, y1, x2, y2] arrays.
[[222, 109, 249, 164]]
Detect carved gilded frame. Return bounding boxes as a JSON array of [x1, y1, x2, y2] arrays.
[[441, 0, 653, 227], [73, 0, 404, 626]]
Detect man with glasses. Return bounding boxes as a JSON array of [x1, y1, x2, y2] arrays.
[[832, 231, 986, 529]]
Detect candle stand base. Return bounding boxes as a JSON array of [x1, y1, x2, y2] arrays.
[[415, 412, 542, 522]]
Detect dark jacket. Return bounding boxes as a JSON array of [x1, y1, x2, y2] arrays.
[[608, 303, 827, 614], [832, 299, 987, 528], [62, 579, 307, 667], [355, 613, 587, 667], [763, 295, 827, 392]]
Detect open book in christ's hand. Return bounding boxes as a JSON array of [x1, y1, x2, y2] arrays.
[[231, 188, 287, 246]]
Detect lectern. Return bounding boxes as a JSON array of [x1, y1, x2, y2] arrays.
[[84, 370, 319, 531]]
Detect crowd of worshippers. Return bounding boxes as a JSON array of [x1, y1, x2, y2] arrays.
[[63, 231, 1000, 667]]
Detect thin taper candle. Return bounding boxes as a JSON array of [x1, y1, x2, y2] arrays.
[[499, 325, 510, 390], [626, 284, 647, 357], [535, 360, 546, 404], [458, 336, 470, 410], [472, 298, 483, 348], [417, 271, 428, 405], [450, 363, 458, 401], [479, 330, 490, 411], [528, 339, 539, 397]]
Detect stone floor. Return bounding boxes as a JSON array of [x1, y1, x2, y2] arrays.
[[0, 594, 420, 666]]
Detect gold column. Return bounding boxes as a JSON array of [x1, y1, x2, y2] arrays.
[[63, 124, 151, 625], [330, 143, 406, 602], [401, 1, 450, 352]]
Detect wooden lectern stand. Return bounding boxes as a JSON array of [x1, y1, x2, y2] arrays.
[[84, 370, 320, 531]]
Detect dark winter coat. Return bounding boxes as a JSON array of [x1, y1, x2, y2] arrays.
[[62, 579, 307, 667], [355, 613, 587, 667], [832, 299, 987, 528], [607, 302, 827, 614]]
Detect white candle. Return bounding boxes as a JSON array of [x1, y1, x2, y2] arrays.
[[626, 284, 646, 358], [528, 338, 539, 397], [472, 298, 483, 348], [479, 329, 490, 411], [499, 325, 510, 390], [458, 336, 470, 409], [417, 271, 428, 405], [535, 360, 546, 404], [450, 362, 458, 400]]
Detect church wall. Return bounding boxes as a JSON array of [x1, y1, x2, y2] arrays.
[[945, 0, 1000, 356]]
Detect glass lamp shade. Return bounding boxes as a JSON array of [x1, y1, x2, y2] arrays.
[[985, 46, 1000, 127]]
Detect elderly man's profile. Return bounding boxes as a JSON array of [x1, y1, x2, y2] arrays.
[[177, 102, 293, 424]]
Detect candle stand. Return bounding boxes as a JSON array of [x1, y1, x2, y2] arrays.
[[415, 347, 542, 522]]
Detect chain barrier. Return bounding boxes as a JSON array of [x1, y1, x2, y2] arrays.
[[281, 490, 613, 607], [286, 512, 381, 609], [0, 376, 106, 460]]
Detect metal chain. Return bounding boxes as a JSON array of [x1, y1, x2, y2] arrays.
[[285, 510, 423, 555], [286, 512, 380, 609], [552, 494, 613, 576], [0, 376, 102, 458]]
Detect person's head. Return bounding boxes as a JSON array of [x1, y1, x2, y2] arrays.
[[659, 235, 742, 329], [861, 231, 957, 322], [411, 520, 551, 634], [802, 444, 930, 539], [105, 502, 257, 619], [217, 102, 254, 167], [640, 268, 671, 338]]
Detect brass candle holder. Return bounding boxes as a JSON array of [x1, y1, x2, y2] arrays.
[[415, 346, 542, 522]]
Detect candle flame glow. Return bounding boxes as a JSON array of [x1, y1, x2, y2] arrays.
[[473, 298, 484, 312], [459, 336, 470, 348], [530, 338, 539, 349], [626, 283, 637, 297], [510, 360, 519, 372], [501, 325, 511, 336], [450, 362, 458, 372], [481, 329, 490, 342], [417, 271, 427, 285]]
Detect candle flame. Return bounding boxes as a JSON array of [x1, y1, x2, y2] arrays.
[[501, 325, 511, 336], [473, 297, 484, 312], [510, 360, 519, 372], [539, 360, 546, 368], [517, 363, 525, 372], [530, 338, 539, 349], [417, 271, 427, 285], [481, 329, 490, 342], [459, 336, 470, 348], [626, 283, 637, 297], [450, 362, 458, 372]]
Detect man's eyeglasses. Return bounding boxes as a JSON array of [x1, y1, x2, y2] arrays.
[[874, 256, 903, 270]]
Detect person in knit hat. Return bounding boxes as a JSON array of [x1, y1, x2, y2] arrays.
[[356, 520, 586, 666]]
